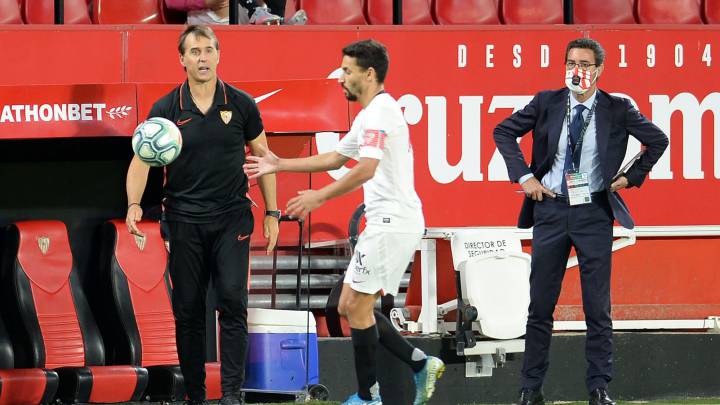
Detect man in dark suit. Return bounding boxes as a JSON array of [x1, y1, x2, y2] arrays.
[[493, 38, 668, 405]]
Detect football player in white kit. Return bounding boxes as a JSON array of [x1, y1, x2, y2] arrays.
[[244, 39, 444, 405]]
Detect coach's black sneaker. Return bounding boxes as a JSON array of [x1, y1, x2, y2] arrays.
[[517, 387, 545, 405], [589, 388, 616, 405]]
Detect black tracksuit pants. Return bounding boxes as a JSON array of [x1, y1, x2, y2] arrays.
[[167, 207, 253, 400]]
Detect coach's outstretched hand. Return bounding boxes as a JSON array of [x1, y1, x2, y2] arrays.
[[244, 144, 280, 180]]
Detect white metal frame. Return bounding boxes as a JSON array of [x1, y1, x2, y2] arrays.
[[407, 225, 720, 335]]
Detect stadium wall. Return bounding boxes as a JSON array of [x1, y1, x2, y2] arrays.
[[0, 25, 718, 322]]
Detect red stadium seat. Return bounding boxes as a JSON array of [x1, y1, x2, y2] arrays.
[[160, 0, 186, 23], [703, 0, 720, 23], [636, 0, 703, 24], [502, 0, 564, 24], [99, 220, 222, 401], [22, 0, 91, 23], [0, 318, 59, 405], [0, 221, 148, 404], [433, 0, 500, 24], [0, 0, 23, 24], [299, 0, 367, 24], [574, 0, 636, 24], [365, 0, 433, 25], [91, 0, 162, 24]]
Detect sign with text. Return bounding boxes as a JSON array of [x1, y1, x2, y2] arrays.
[[0, 84, 137, 139], [450, 230, 523, 270]]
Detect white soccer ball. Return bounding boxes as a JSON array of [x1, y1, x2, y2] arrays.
[[131, 117, 183, 167]]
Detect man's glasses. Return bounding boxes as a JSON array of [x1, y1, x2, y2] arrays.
[[566, 61, 597, 70]]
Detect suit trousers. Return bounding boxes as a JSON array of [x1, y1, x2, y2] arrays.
[[167, 207, 254, 400], [521, 193, 614, 392]]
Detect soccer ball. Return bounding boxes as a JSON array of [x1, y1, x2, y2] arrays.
[[131, 117, 183, 167]]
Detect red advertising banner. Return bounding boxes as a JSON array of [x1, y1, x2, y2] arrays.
[[0, 26, 718, 229], [136, 79, 350, 133], [0, 84, 137, 139], [0, 79, 348, 140], [301, 27, 720, 231]]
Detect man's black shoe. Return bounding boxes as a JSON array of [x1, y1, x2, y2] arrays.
[[185, 401, 208, 405], [589, 387, 616, 405], [219, 393, 244, 405], [518, 388, 545, 405]]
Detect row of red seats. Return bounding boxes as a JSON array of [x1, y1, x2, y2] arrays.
[[1, 0, 719, 25], [0, 0, 170, 24], [0, 220, 221, 404]]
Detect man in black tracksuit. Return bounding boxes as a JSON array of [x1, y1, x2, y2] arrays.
[[125, 25, 279, 405]]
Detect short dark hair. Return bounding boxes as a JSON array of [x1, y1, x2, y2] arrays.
[[565, 38, 605, 66], [342, 39, 390, 83], [178, 25, 219, 55]]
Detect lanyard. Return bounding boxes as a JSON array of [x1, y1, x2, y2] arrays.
[[565, 95, 598, 170]]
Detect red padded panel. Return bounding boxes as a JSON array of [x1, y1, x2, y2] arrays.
[[23, 0, 91, 24], [110, 220, 179, 366], [0, 0, 23, 23], [637, 0, 703, 23], [502, 0, 563, 24], [300, 0, 367, 24], [704, 0, 720, 23], [112, 221, 167, 292], [15, 221, 85, 369], [87, 366, 138, 402], [31, 288, 85, 368], [433, 0, 500, 24], [574, 0, 636, 23], [365, 0, 433, 25], [91, 0, 162, 24], [0, 369, 47, 405], [206, 362, 221, 400], [16, 221, 72, 294], [405, 243, 456, 309], [314, 314, 351, 337]]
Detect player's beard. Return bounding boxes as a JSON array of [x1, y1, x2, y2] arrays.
[[342, 84, 359, 101]]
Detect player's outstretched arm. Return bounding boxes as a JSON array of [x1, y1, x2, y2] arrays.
[[286, 157, 378, 219], [244, 143, 349, 179], [126, 155, 150, 237]]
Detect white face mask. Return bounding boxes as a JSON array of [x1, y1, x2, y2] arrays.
[[565, 66, 597, 95]]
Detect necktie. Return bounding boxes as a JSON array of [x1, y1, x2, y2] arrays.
[[561, 104, 587, 195]]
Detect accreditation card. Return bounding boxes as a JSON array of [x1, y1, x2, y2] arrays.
[[565, 170, 591, 206]]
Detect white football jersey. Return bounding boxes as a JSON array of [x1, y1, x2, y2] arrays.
[[336, 93, 424, 231]]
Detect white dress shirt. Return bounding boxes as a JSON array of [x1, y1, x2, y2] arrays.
[[520, 90, 603, 194]]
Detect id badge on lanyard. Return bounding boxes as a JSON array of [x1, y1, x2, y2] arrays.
[[565, 96, 597, 206], [566, 170, 591, 205]]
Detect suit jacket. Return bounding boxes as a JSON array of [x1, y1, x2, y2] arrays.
[[493, 88, 669, 229]]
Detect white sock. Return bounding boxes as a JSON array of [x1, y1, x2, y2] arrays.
[[411, 348, 427, 362]]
